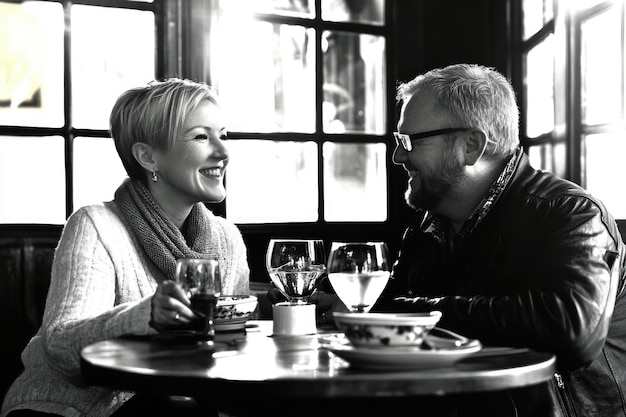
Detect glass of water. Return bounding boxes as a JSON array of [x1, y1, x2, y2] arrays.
[[327, 241, 390, 313], [266, 239, 327, 304]]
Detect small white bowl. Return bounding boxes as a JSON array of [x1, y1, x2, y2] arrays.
[[333, 311, 442, 348], [214, 295, 258, 331]]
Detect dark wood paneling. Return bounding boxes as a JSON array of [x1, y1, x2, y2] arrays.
[[0, 228, 60, 403]]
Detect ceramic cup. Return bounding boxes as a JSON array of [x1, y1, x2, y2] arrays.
[[272, 302, 317, 336]]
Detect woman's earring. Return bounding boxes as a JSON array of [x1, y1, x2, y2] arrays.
[[151, 170, 158, 183]]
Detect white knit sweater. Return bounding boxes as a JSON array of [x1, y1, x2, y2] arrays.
[[1, 201, 250, 417]]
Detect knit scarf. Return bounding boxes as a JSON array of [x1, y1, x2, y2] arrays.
[[114, 178, 232, 282]]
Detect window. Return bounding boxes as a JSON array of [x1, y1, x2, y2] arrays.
[[0, 0, 156, 224], [1, 0, 391, 226], [209, 0, 389, 224], [521, 0, 626, 219], [579, 2, 626, 219], [521, 0, 559, 174], [0, 0, 398, 284]]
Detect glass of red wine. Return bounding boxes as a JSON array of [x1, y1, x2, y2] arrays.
[[175, 258, 222, 340]]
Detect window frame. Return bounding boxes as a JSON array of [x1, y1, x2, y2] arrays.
[[0, 0, 161, 221], [515, 0, 626, 235], [0, 0, 403, 285], [191, 1, 399, 284]]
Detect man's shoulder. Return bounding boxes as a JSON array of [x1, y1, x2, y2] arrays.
[[515, 165, 588, 200], [507, 164, 621, 239]]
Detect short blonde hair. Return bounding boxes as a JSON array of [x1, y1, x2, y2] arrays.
[[110, 78, 219, 182]]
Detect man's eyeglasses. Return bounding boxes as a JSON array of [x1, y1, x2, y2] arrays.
[[393, 128, 471, 152]]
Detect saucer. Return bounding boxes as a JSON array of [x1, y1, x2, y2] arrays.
[[214, 316, 249, 332], [326, 334, 481, 370]]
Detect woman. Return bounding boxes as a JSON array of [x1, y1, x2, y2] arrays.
[[1, 78, 250, 417]]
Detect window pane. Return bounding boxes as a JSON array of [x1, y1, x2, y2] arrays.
[[322, 0, 384, 25], [71, 5, 155, 130], [527, 144, 553, 172], [581, 7, 622, 126], [0, 136, 65, 223], [73, 137, 127, 211], [526, 142, 567, 178], [552, 141, 567, 179], [525, 35, 554, 137], [523, 0, 553, 39], [213, 17, 315, 133], [585, 133, 626, 218], [219, 0, 312, 18], [226, 140, 318, 223], [323, 31, 386, 134], [0, 1, 64, 128], [323, 142, 387, 222], [574, 0, 603, 11]]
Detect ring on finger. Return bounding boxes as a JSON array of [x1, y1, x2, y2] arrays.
[[174, 313, 180, 321]]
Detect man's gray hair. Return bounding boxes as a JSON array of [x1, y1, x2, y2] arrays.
[[397, 63, 520, 158]]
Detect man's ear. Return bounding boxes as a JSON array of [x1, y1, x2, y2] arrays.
[[462, 129, 488, 166], [131, 142, 157, 172]]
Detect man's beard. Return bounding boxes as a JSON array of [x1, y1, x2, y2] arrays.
[[406, 149, 465, 211]]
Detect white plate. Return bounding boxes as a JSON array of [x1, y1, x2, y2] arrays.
[[326, 333, 481, 370]]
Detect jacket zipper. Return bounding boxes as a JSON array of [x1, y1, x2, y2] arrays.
[[554, 372, 565, 389], [554, 372, 576, 416]]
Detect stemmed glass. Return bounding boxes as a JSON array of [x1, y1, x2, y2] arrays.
[[327, 241, 391, 313], [266, 239, 327, 304], [174, 258, 222, 340]]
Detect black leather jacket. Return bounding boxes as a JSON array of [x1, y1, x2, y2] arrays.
[[376, 153, 626, 417]]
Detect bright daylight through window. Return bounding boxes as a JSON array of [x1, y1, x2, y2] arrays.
[[212, 0, 388, 223]]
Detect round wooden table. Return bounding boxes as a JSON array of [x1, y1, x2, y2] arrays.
[[81, 320, 556, 416]]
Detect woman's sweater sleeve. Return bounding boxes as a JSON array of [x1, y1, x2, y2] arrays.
[[41, 207, 156, 380]]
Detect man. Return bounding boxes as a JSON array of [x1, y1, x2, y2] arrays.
[[373, 63, 626, 416]]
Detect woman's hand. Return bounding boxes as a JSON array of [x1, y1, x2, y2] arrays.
[[149, 280, 196, 331]]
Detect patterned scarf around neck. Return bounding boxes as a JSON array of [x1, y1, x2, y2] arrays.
[[114, 178, 230, 281], [418, 147, 522, 254]]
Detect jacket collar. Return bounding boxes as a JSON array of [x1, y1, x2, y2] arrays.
[[417, 147, 523, 253]]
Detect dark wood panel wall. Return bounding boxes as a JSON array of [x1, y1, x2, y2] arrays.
[[0, 226, 61, 401], [391, 0, 513, 233]]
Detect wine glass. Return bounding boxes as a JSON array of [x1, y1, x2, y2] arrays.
[[175, 258, 222, 339], [266, 239, 327, 304], [327, 241, 391, 313]]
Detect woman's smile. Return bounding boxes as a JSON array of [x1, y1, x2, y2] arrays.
[[199, 167, 224, 178]]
